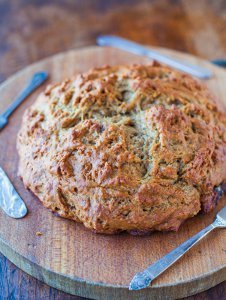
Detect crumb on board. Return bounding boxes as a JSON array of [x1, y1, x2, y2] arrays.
[[35, 231, 42, 236]]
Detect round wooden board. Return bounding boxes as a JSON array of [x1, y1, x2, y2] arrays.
[[0, 46, 226, 300]]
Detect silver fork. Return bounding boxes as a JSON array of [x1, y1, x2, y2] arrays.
[[129, 202, 226, 290], [0, 71, 48, 130]]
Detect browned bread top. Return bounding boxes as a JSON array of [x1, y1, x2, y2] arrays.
[[17, 63, 226, 234]]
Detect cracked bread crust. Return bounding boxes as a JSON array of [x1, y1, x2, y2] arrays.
[[17, 63, 226, 234]]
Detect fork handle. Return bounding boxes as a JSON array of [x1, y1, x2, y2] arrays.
[[130, 222, 216, 290], [2, 71, 48, 119]]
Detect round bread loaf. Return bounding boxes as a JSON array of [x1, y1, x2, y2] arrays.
[[17, 63, 226, 234]]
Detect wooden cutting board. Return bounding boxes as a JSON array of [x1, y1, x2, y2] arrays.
[[0, 46, 226, 300]]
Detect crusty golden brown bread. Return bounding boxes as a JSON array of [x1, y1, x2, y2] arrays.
[[17, 63, 226, 234]]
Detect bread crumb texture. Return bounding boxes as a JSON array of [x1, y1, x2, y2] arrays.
[[35, 231, 42, 236], [17, 63, 226, 234]]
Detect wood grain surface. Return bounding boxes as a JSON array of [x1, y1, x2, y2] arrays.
[[0, 46, 226, 300], [1, 0, 226, 299]]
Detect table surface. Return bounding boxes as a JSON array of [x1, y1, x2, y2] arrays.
[[0, 0, 226, 299]]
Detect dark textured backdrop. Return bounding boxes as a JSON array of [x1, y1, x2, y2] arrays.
[[0, 0, 226, 299]]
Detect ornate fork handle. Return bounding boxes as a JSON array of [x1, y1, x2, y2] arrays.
[[129, 222, 217, 290], [0, 71, 48, 130]]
